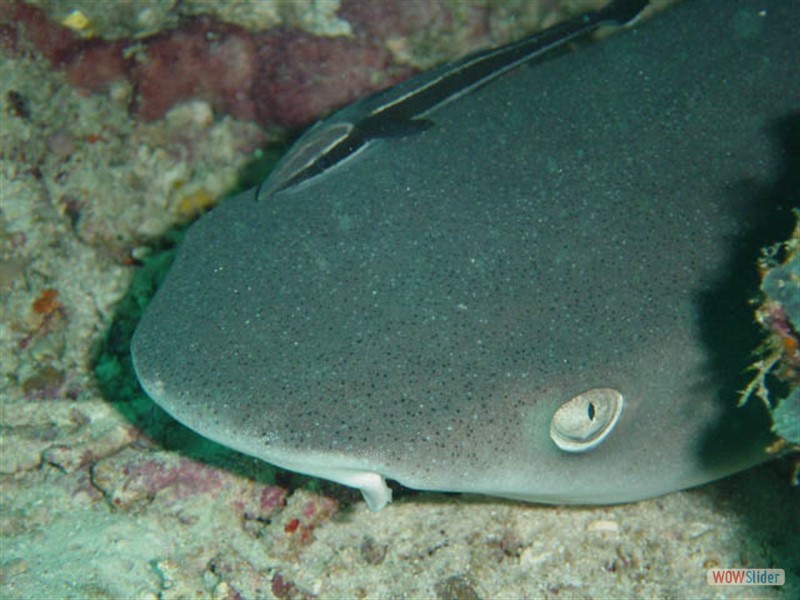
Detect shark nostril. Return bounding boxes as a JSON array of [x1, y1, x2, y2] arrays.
[[550, 388, 624, 453]]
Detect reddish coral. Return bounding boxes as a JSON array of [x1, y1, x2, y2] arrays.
[[270, 573, 316, 600], [255, 31, 409, 127], [32, 288, 60, 315], [91, 449, 226, 509], [2, 1, 535, 132], [284, 517, 300, 533], [64, 40, 128, 92], [0, 1, 77, 62], [1, 1, 416, 129], [129, 456, 224, 499], [259, 485, 288, 513], [270, 573, 295, 600], [280, 495, 339, 546], [131, 19, 258, 122]]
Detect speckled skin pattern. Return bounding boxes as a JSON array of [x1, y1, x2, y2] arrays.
[[132, 0, 799, 507]]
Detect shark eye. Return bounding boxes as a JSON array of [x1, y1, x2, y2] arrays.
[[550, 388, 624, 453]]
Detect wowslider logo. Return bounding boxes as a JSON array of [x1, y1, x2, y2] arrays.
[[707, 569, 785, 586]]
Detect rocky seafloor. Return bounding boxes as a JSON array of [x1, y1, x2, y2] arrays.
[[1, 1, 798, 598]]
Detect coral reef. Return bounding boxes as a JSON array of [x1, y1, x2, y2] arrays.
[[741, 211, 800, 459], [0, 1, 796, 598], [1, 0, 570, 129]]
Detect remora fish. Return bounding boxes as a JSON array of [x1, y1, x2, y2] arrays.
[[260, 0, 646, 197], [132, 0, 798, 511]]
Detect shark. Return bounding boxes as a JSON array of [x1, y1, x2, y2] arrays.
[[131, 0, 799, 510]]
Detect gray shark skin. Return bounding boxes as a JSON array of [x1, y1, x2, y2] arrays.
[[132, 0, 799, 511]]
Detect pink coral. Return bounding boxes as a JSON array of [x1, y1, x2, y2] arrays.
[[259, 484, 288, 513], [91, 448, 225, 509], [2, 0, 531, 130], [1, 1, 414, 128], [131, 19, 258, 122], [255, 31, 407, 127]]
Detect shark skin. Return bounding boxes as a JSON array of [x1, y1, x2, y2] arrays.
[[132, 0, 799, 511]]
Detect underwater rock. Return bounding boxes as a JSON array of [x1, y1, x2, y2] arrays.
[[91, 446, 226, 509], [743, 213, 800, 448], [1, 0, 569, 128]]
